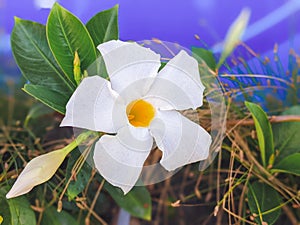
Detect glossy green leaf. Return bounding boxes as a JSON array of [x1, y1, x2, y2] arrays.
[[85, 56, 109, 79], [192, 47, 216, 71], [8, 198, 37, 225], [272, 105, 300, 161], [271, 153, 300, 176], [0, 187, 36, 225], [11, 18, 74, 93], [245, 101, 274, 168], [47, 3, 97, 83], [86, 5, 119, 46], [66, 149, 93, 200], [247, 182, 281, 225], [217, 8, 250, 68], [104, 182, 151, 220], [0, 189, 11, 225], [23, 84, 68, 114], [41, 206, 79, 225]]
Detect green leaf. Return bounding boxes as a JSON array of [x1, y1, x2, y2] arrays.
[[217, 8, 250, 68], [66, 149, 92, 200], [271, 153, 300, 176], [41, 206, 79, 225], [47, 3, 97, 83], [245, 101, 274, 168], [85, 56, 109, 79], [247, 182, 281, 225], [192, 47, 216, 71], [86, 5, 119, 46], [8, 198, 37, 225], [0, 188, 36, 225], [272, 105, 300, 161], [104, 182, 152, 220], [23, 84, 68, 114], [11, 18, 75, 93], [0, 190, 11, 225]]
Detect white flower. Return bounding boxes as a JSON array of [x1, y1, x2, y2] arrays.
[[61, 40, 212, 194]]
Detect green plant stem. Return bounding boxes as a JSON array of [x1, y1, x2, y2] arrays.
[[217, 173, 248, 207], [62, 131, 99, 155]]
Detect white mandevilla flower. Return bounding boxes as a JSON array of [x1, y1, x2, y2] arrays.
[[61, 40, 212, 194]]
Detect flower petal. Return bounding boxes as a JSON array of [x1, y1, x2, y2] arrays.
[[61, 76, 127, 133], [6, 149, 69, 198], [149, 110, 211, 171], [97, 40, 161, 98], [146, 50, 205, 110], [94, 126, 153, 194]]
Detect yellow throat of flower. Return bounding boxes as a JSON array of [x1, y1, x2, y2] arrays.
[[126, 99, 155, 127]]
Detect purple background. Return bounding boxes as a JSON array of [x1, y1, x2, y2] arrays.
[[0, 0, 300, 110], [1, 0, 300, 53]]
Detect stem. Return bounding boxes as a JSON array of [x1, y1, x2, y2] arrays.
[[62, 131, 98, 155], [85, 179, 105, 225], [57, 131, 99, 212]]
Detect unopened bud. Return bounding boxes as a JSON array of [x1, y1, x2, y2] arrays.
[[73, 51, 82, 85]]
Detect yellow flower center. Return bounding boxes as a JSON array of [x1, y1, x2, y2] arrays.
[[126, 99, 155, 127]]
